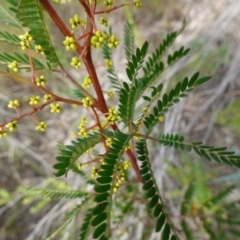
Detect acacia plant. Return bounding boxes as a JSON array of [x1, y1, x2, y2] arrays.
[[0, 0, 240, 239]]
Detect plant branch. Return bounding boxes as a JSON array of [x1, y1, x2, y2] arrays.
[[94, 3, 133, 14]]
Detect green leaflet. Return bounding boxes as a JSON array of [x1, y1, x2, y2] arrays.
[[143, 72, 211, 132], [21, 187, 86, 199], [92, 131, 131, 239], [125, 41, 148, 82], [79, 209, 93, 240], [0, 3, 23, 28], [203, 185, 236, 209], [124, 21, 135, 62], [102, 41, 121, 91], [181, 182, 196, 215], [118, 81, 140, 125], [46, 204, 83, 240], [136, 139, 176, 238], [54, 132, 103, 177], [139, 20, 186, 95], [0, 51, 46, 69], [181, 221, 194, 240], [0, 31, 21, 45], [16, 0, 61, 68], [159, 133, 240, 167]]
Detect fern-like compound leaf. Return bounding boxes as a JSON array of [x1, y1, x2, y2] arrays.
[[73, 89, 86, 100], [102, 42, 121, 91], [46, 204, 82, 240], [124, 21, 135, 62], [142, 19, 186, 80], [54, 132, 103, 177], [92, 131, 131, 239], [143, 73, 211, 131], [136, 139, 178, 239], [16, 0, 61, 68], [167, 46, 190, 65], [23, 188, 86, 199], [0, 51, 46, 69], [118, 81, 140, 125], [126, 41, 148, 82], [159, 134, 240, 167], [0, 31, 21, 45], [138, 20, 186, 96], [0, 2, 23, 28], [181, 182, 196, 215], [181, 221, 194, 240], [203, 185, 235, 209], [79, 208, 93, 240]]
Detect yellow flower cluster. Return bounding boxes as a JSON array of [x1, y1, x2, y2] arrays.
[[29, 96, 41, 106], [70, 56, 82, 69], [134, 0, 142, 8], [5, 121, 18, 132], [44, 94, 52, 102], [71, 132, 77, 138], [19, 32, 33, 50], [104, 0, 113, 7], [91, 31, 119, 49], [158, 116, 164, 122], [113, 160, 131, 192], [134, 132, 140, 140], [35, 45, 45, 55], [53, 0, 72, 3], [107, 90, 114, 98], [8, 99, 20, 108], [8, 61, 19, 72], [78, 117, 88, 138], [89, 0, 101, 3], [36, 75, 47, 87], [50, 103, 62, 113], [100, 17, 108, 26], [0, 127, 8, 138], [36, 122, 47, 132], [82, 76, 92, 88], [106, 137, 113, 147], [63, 36, 77, 50], [100, 158, 105, 164], [108, 34, 119, 49], [106, 107, 119, 125], [77, 162, 88, 169], [91, 166, 99, 178], [82, 96, 93, 108], [69, 14, 85, 30], [123, 160, 131, 170], [91, 30, 108, 48], [124, 144, 131, 151], [105, 59, 112, 68]]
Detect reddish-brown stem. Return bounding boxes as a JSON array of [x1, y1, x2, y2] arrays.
[[39, 0, 83, 53], [39, 0, 103, 110], [0, 99, 54, 128], [29, 114, 40, 124], [58, 67, 99, 106], [94, 3, 133, 14], [14, 107, 21, 117], [79, 0, 97, 31], [75, 31, 91, 41], [5, 73, 90, 108], [81, 156, 102, 165], [40, 0, 141, 181], [91, 107, 108, 151], [84, 49, 109, 112], [126, 149, 142, 182], [27, 47, 35, 83]]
